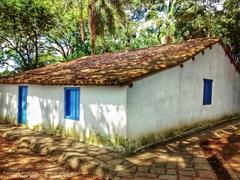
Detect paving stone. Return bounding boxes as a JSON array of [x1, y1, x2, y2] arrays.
[[194, 163, 212, 170], [157, 154, 169, 161], [135, 172, 158, 178], [150, 167, 166, 174], [168, 156, 178, 162], [153, 161, 167, 167], [116, 177, 133, 180], [134, 178, 157, 180], [114, 164, 133, 172], [179, 175, 193, 180], [126, 157, 143, 165], [137, 152, 156, 160], [101, 163, 115, 172], [184, 163, 194, 168], [108, 152, 124, 158], [152, 147, 168, 153], [95, 154, 114, 162], [127, 166, 138, 173], [166, 163, 178, 168], [67, 157, 81, 170], [90, 159, 104, 165], [107, 159, 125, 165], [177, 157, 185, 163], [122, 160, 133, 166], [137, 166, 150, 173], [194, 178, 216, 180], [179, 170, 196, 177], [158, 175, 178, 180], [87, 151, 103, 156], [192, 157, 207, 164], [166, 169, 177, 175], [114, 177, 123, 180], [195, 154, 205, 158], [178, 162, 187, 168], [79, 162, 98, 174], [197, 170, 217, 179], [179, 167, 194, 171], [139, 161, 153, 166], [182, 154, 193, 159], [4, 120, 235, 180], [117, 171, 134, 178]]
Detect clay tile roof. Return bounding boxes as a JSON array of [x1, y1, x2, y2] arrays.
[[0, 37, 220, 86]]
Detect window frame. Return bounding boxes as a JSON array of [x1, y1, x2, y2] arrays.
[[64, 87, 80, 120], [203, 79, 213, 105]]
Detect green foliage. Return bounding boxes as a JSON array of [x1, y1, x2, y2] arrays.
[[0, 0, 239, 72], [0, 70, 16, 77], [47, 0, 91, 59], [174, 0, 240, 47], [0, 0, 57, 71]]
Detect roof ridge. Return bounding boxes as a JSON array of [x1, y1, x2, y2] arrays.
[[2, 37, 220, 77], [0, 37, 221, 86]]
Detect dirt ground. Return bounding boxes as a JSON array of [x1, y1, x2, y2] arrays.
[[0, 137, 101, 180], [201, 129, 240, 179]]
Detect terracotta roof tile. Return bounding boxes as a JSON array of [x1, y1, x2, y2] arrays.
[[0, 37, 220, 86]]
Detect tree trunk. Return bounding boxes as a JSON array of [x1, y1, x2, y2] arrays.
[[79, 2, 85, 43], [80, 17, 85, 43], [161, 35, 173, 44], [88, 0, 97, 55]]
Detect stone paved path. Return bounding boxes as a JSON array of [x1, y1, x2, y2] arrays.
[[201, 126, 240, 179], [0, 116, 239, 180], [0, 136, 100, 179]]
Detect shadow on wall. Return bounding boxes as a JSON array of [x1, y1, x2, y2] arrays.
[[33, 96, 63, 133], [24, 93, 240, 153], [0, 92, 18, 124], [32, 95, 127, 151]]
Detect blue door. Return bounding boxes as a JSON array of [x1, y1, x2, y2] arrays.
[[18, 86, 28, 124]]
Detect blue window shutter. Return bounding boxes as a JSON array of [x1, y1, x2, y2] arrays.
[[70, 90, 75, 117], [65, 90, 71, 116], [64, 87, 80, 120], [203, 79, 213, 105], [75, 89, 80, 119]]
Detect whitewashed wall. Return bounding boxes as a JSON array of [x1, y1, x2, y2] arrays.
[[0, 84, 128, 138], [0, 85, 18, 122], [0, 43, 239, 141], [127, 44, 240, 138], [28, 85, 128, 138]]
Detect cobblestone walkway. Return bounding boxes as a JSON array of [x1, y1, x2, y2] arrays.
[[0, 136, 99, 179], [0, 116, 239, 180]]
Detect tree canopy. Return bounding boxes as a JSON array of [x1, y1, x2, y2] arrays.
[[0, 0, 56, 71], [0, 0, 239, 74]]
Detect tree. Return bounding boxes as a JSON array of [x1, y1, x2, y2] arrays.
[[46, 0, 90, 60], [174, 0, 240, 49], [0, 0, 239, 73], [0, 0, 56, 71], [61, 0, 88, 43], [87, 0, 127, 54], [59, 0, 126, 55], [216, 0, 240, 50]]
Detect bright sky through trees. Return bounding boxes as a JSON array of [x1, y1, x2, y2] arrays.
[[0, 0, 239, 75]]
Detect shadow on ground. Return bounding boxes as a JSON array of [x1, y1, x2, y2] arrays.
[[0, 135, 101, 180], [0, 122, 226, 179], [201, 127, 240, 179]]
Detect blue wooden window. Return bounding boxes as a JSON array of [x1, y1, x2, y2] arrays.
[[203, 79, 213, 105], [64, 87, 80, 120]]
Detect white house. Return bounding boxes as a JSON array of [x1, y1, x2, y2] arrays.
[[0, 38, 239, 150]]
